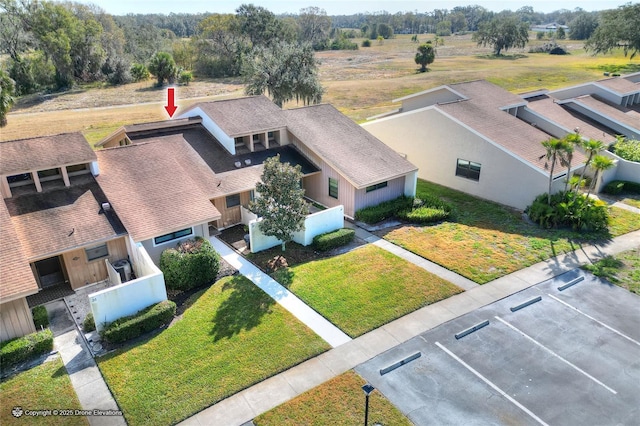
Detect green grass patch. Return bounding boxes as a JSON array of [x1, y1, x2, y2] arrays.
[[583, 248, 640, 294], [98, 276, 329, 426], [0, 357, 87, 426], [272, 245, 462, 337], [254, 370, 411, 426], [621, 198, 640, 209], [382, 180, 640, 284]]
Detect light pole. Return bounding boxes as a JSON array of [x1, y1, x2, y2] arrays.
[[362, 383, 375, 426]]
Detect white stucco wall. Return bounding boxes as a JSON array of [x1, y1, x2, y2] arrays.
[[363, 108, 558, 210], [247, 205, 344, 253], [179, 107, 235, 154], [141, 223, 207, 266]]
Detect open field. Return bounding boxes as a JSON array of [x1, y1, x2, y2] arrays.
[[254, 370, 412, 426], [3, 34, 638, 142], [0, 357, 87, 426], [381, 180, 640, 284], [98, 275, 329, 426]]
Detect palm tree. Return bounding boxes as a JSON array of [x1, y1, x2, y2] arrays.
[[578, 138, 606, 191], [0, 70, 15, 128], [415, 42, 436, 72], [542, 137, 569, 204], [561, 134, 580, 193], [586, 155, 614, 198]]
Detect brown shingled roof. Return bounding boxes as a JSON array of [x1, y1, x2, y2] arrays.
[[449, 80, 527, 109], [0, 202, 38, 301], [95, 140, 221, 242], [569, 95, 640, 130], [285, 104, 417, 188], [597, 77, 640, 95], [0, 133, 96, 175], [181, 96, 286, 138]]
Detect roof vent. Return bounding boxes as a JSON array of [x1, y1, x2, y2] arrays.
[[102, 202, 111, 212], [245, 159, 252, 166], [234, 161, 242, 168]]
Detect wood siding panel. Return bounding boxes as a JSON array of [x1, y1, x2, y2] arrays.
[[213, 191, 252, 229], [62, 237, 128, 289], [0, 299, 36, 342], [354, 176, 406, 212]]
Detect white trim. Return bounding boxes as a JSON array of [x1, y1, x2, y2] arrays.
[[393, 85, 468, 103]]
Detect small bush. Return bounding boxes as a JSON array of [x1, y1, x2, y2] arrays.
[[603, 180, 640, 195], [398, 195, 452, 224], [361, 39, 371, 47], [611, 138, 640, 162], [83, 312, 96, 332], [313, 228, 356, 251], [31, 305, 49, 329], [355, 196, 414, 224], [178, 70, 193, 85], [525, 191, 609, 231], [159, 237, 220, 291], [130, 63, 150, 82], [101, 300, 176, 344], [0, 329, 53, 369]]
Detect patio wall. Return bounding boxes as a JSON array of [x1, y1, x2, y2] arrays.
[[89, 242, 166, 332], [243, 205, 344, 253]]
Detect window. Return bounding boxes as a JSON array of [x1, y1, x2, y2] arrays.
[[154, 228, 193, 245], [456, 159, 481, 181], [329, 178, 338, 199], [366, 181, 388, 193], [249, 190, 255, 202], [86, 244, 109, 261], [37, 168, 61, 180], [226, 194, 241, 208]]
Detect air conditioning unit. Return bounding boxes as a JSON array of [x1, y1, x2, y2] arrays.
[[112, 259, 132, 282]]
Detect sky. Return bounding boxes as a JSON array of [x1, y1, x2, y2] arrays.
[[65, 0, 624, 15]]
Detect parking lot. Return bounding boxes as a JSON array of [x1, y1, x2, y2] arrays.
[[356, 269, 640, 425]]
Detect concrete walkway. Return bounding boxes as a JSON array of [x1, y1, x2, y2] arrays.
[[48, 300, 125, 426], [180, 229, 639, 426], [209, 237, 352, 348]]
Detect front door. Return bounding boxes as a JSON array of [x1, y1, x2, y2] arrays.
[[34, 256, 65, 288]]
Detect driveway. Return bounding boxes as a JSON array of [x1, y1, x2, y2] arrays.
[[356, 269, 640, 425]]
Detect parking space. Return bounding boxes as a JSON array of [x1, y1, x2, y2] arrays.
[[356, 270, 640, 425]]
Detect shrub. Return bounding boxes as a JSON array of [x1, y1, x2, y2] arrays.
[[611, 138, 640, 162], [525, 191, 609, 231], [159, 237, 220, 291], [101, 300, 176, 344], [0, 329, 53, 369], [398, 195, 452, 224], [83, 312, 96, 332], [361, 39, 371, 47], [130, 63, 150, 82], [355, 196, 414, 224], [313, 228, 356, 251], [603, 180, 640, 195], [178, 70, 193, 85], [31, 305, 49, 329]]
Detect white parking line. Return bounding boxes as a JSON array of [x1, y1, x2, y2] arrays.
[[435, 342, 550, 426], [547, 293, 640, 347], [494, 316, 617, 395]]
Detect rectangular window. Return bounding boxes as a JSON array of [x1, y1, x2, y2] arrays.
[[455, 159, 481, 181], [366, 181, 388, 193], [226, 194, 241, 208], [86, 244, 109, 261], [329, 177, 338, 199], [154, 228, 193, 245], [249, 190, 255, 202]]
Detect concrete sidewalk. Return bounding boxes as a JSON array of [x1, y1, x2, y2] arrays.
[[209, 237, 352, 348], [180, 229, 639, 426]]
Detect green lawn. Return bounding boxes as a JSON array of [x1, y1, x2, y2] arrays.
[[254, 370, 411, 426], [0, 357, 87, 426], [583, 248, 640, 294], [272, 244, 462, 337], [382, 180, 640, 284], [98, 276, 329, 426], [621, 197, 640, 209]]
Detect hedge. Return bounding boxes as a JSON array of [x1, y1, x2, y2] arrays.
[[101, 300, 176, 344], [602, 180, 640, 195], [31, 305, 49, 329], [0, 329, 53, 369], [159, 237, 220, 291], [313, 228, 356, 251], [398, 194, 452, 224], [354, 196, 414, 224]]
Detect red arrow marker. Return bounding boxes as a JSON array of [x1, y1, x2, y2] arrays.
[[165, 87, 178, 118]]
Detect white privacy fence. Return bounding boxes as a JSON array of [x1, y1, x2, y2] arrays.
[[242, 205, 345, 253], [89, 242, 166, 333]]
